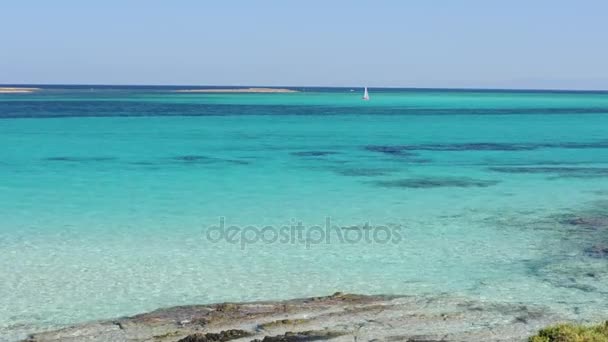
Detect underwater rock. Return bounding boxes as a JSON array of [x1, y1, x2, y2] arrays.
[[177, 329, 252, 342], [585, 245, 608, 259], [371, 177, 499, 189], [558, 215, 608, 229]]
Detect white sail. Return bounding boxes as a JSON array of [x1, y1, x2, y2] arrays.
[[362, 87, 369, 100]]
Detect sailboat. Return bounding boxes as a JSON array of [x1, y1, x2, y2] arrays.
[[362, 87, 370, 101]]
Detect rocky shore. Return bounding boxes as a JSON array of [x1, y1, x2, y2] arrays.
[[23, 292, 568, 342]]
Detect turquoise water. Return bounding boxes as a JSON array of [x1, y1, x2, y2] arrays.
[[2, 87, 608, 340]]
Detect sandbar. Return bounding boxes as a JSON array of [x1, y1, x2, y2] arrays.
[[0, 87, 40, 94]]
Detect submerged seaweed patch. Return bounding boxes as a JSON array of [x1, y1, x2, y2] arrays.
[[585, 245, 608, 259], [489, 166, 608, 178], [172, 155, 249, 165], [44, 156, 117, 162], [557, 214, 608, 230], [333, 167, 395, 177], [364, 145, 418, 156], [290, 151, 339, 157], [408, 143, 538, 151], [364, 141, 608, 154], [173, 155, 215, 162], [370, 177, 499, 189], [363, 146, 434, 163]]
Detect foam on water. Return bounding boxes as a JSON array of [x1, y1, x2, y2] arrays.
[[1, 87, 608, 341]]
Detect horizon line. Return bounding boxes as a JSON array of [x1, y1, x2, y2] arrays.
[[1, 83, 608, 93]]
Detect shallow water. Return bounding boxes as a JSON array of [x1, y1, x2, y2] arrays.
[[1, 86, 608, 341]]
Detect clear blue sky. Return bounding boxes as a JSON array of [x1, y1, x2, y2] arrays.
[[2, 0, 607, 89]]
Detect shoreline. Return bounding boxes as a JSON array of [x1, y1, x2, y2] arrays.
[[0, 87, 40, 94], [22, 292, 571, 342], [175, 87, 298, 93]]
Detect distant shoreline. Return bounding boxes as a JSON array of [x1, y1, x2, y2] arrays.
[[175, 87, 298, 93], [0, 87, 40, 94]]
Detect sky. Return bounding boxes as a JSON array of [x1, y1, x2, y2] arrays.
[[1, 0, 608, 89]]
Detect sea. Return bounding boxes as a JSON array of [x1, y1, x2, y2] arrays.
[[1, 85, 608, 341]]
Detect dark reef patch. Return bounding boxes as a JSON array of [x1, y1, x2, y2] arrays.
[[585, 245, 608, 259], [553, 211, 608, 260], [364, 141, 608, 154], [488, 166, 608, 178], [43, 156, 117, 162], [557, 214, 608, 230], [290, 151, 339, 157], [364, 145, 418, 157], [4, 99, 608, 119], [172, 155, 249, 165], [333, 167, 395, 177], [173, 155, 215, 162], [370, 177, 499, 189], [363, 146, 432, 163], [407, 143, 538, 151]]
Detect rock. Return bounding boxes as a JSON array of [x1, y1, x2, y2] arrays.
[[258, 319, 310, 330], [21, 293, 566, 342], [177, 329, 252, 342], [251, 330, 346, 342]]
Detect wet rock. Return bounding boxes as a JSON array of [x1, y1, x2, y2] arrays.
[[402, 337, 447, 342], [177, 329, 252, 342], [21, 292, 565, 342], [251, 330, 346, 342], [258, 319, 310, 330], [215, 303, 239, 312], [370, 177, 499, 189]]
